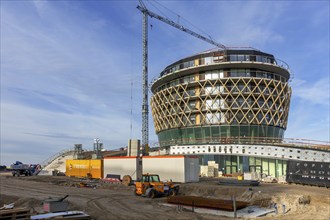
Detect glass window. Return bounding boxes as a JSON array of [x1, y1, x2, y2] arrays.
[[277, 160, 283, 176], [269, 159, 276, 177], [231, 69, 238, 77], [259, 125, 267, 137], [267, 126, 274, 138], [262, 158, 269, 176], [220, 126, 229, 138], [199, 72, 205, 80], [182, 129, 188, 144], [194, 127, 202, 142], [231, 155, 237, 166], [219, 70, 224, 78], [240, 126, 250, 138], [229, 55, 237, 61], [256, 56, 262, 62], [250, 126, 259, 140], [230, 126, 240, 137], [211, 126, 220, 137], [249, 157, 255, 166], [238, 69, 246, 77], [237, 55, 245, 61], [256, 157, 261, 166], [202, 127, 211, 142], [187, 128, 194, 141], [205, 73, 212, 80], [205, 57, 212, 64]]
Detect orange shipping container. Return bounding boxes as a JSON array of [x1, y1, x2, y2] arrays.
[[66, 159, 103, 179]]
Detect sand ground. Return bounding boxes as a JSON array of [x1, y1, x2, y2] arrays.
[[0, 174, 329, 219]]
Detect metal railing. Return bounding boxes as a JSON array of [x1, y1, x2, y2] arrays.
[[40, 148, 75, 168], [159, 136, 330, 151], [151, 53, 290, 85]]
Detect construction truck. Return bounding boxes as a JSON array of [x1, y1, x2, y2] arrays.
[[134, 173, 179, 198], [10, 161, 41, 176]]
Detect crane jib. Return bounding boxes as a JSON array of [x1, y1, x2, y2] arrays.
[[137, 5, 226, 49]]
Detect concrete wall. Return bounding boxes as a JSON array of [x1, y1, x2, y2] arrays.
[[143, 156, 199, 183], [103, 157, 139, 180], [170, 144, 330, 162]]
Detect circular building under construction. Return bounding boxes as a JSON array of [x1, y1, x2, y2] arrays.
[[150, 48, 329, 177]]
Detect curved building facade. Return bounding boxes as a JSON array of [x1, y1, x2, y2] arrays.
[[151, 49, 292, 148]]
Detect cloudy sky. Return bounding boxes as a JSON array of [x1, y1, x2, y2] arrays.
[[1, 0, 329, 165]]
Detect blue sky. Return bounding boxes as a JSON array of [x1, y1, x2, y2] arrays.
[[1, 0, 329, 166]]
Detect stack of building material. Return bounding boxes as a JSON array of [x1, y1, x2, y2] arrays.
[[200, 166, 209, 177], [207, 166, 214, 177], [263, 176, 277, 183], [244, 173, 252, 180], [278, 175, 287, 184], [213, 163, 219, 177], [200, 161, 220, 177], [252, 172, 261, 180], [244, 172, 261, 181]]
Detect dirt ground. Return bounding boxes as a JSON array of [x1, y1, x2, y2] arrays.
[[0, 174, 329, 219]]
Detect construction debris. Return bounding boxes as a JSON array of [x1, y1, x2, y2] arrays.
[[31, 211, 91, 219], [218, 178, 260, 186], [122, 175, 132, 186], [0, 208, 31, 219], [43, 195, 69, 213], [167, 195, 249, 211]]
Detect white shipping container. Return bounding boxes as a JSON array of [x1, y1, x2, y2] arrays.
[[143, 156, 199, 183], [103, 157, 141, 180]]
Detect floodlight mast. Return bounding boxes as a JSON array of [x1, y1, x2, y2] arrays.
[[137, 1, 226, 156]]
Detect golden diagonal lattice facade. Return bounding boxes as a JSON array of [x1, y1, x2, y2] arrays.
[[150, 49, 292, 147]]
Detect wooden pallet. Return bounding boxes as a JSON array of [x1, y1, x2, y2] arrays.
[[0, 208, 31, 220]]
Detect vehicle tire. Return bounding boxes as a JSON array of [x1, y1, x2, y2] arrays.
[[169, 189, 176, 197], [148, 189, 156, 199]]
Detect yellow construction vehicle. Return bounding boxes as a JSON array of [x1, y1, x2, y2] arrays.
[[134, 174, 179, 198]]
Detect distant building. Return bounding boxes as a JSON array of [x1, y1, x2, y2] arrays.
[[150, 48, 328, 177]]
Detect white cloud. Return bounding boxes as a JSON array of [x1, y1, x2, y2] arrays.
[[1, 0, 329, 165], [293, 77, 330, 106]]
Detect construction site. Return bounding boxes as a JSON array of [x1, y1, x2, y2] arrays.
[[1, 1, 330, 219]]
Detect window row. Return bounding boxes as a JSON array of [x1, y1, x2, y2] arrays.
[[157, 125, 285, 147], [155, 69, 288, 92], [162, 99, 284, 112], [159, 54, 288, 77]]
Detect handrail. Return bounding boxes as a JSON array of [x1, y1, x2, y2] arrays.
[[40, 148, 75, 168], [151, 54, 290, 85]]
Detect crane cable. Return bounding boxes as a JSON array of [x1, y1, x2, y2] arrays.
[[147, 0, 214, 41]]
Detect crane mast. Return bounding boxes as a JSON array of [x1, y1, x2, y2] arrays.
[[141, 7, 149, 155], [138, 1, 226, 155]]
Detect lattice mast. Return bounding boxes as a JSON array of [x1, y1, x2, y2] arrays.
[[141, 1, 149, 155], [137, 0, 226, 155]]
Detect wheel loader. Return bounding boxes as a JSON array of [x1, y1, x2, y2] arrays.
[[134, 174, 179, 198]]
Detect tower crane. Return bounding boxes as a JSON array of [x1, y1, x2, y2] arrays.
[[137, 0, 226, 156]]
